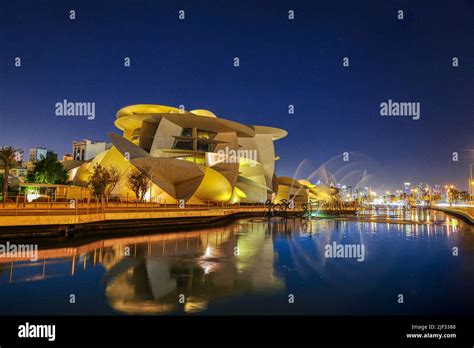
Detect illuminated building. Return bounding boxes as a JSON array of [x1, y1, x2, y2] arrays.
[[67, 104, 287, 203], [66, 104, 341, 204], [29, 147, 57, 163], [62, 154, 73, 161], [27, 147, 58, 171], [72, 139, 110, 161], [404, 182, 411, 195], [13, 149, 24, 163]]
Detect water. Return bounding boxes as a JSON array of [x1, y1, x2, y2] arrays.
[[0, 210, 473, 315]]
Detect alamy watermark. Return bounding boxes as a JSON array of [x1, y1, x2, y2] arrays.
[[215, 147, 258, 167], [55, 99, 95, 120], [380, 99, 420, 120], [324, 242, 365, 262], [18, 322, 55, 341], [0, 242, 38, 261]]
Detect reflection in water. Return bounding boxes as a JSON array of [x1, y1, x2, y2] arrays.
[[105, 222, 284, 314], [0, 209, 473, 315]]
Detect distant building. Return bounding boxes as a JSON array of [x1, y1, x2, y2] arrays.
[[29, 148, 46, 163], [72, 139, 107, 161], [362, 187, 370, 197], [62, 154, 73, 161], [27, 147, 57, 172], [339, 185, 353, 200], [0, 165, 27, 186], [13, 149, 24, 163], [404, 182, 411, 195], [9, 166, 28, 181], [29, 147, 57, 163]]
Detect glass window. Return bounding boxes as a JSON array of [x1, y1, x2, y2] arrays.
[[197, 141, 210, 152], [173, 139, 193, 150], [181, 128, 193, 137], [197, 130, 216, 140]]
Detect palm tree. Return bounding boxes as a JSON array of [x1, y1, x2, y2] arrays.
[[0, 146, 19, 206]]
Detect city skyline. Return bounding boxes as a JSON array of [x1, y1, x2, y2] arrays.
[[1, 0, 473, 191], [9, 111, 470, 196]]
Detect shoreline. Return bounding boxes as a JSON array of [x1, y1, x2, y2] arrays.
[[0, 207, 339, 239], [1, 205, 472, 242], [1, 204, 472, 242], [0, 209, 268, 240], [0, 211, 468, 260], [431, 207, 474, 225]]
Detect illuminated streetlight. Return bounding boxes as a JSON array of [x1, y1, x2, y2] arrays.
[[470, 164, 474, 201]]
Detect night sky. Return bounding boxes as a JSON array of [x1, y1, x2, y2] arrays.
[[0, 0, 472, 191]]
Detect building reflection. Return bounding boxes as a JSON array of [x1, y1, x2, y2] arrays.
[[104, 221, 284, 314]]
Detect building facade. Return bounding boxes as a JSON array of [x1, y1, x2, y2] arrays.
[[29, 147, 57, 163], [68, 105, 287, 203], [13, 149, 24, 163], [72, 139, 108, 161]]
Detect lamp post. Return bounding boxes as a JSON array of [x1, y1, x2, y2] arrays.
[[149, 173, 153, 204], [470, 163, 473, 203]]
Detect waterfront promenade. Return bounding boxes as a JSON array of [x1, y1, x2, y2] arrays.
[[433, 205, 474, 224], [0, 201, 267, 234], [0, 205, 265, 226], [0, 199, 359, 238]]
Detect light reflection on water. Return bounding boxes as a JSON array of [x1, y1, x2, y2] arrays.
[[0, 210, 473, 315]]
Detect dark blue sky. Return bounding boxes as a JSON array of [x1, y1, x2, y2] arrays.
[[0, 0, 472, 191]]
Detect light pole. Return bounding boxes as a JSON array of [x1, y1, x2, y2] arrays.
[[470, 163, 473, 203], [149, 173, 153, 204]]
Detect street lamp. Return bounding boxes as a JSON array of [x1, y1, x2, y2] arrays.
[[469, 163, 474, 202]]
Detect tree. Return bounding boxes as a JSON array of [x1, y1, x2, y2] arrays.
[[88, 164, 121, 200], [105, 167, 121, 199], [421, 193, 431, 206], [0, 174, 5, 192], [0, 146, 19, 205], [29, 155, 68, 184], [127, 169, 150, 203], [451, 188, 460, 204]]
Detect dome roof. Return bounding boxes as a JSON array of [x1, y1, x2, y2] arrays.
[[116, 104, 181, 118], [190, 109, 218, 118]]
